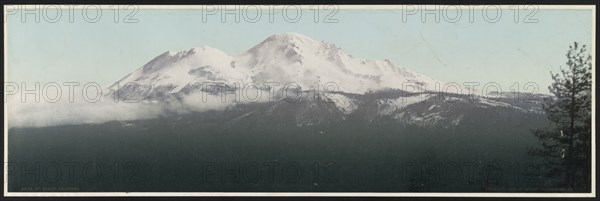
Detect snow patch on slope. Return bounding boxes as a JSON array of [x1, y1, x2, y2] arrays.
[[327, 93, 359, 114], [377, 94, 432, 115]]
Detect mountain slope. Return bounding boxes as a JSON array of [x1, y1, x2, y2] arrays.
[[110, 32, 441, 100], [102, 32, 550, 128]]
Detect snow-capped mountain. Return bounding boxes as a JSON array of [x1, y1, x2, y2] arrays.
[[111, 32, 440, 100], [106, 32, 547, 128]]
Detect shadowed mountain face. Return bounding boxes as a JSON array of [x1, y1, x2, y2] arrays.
[[8, 33, 552, 192]]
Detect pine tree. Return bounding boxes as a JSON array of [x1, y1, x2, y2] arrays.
[[530, 42, 592, 192]]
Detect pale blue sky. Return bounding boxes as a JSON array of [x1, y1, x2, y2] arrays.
[[6, 7, 594, 94]]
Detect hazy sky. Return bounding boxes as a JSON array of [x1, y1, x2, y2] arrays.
[[6, 6, 594, 94]]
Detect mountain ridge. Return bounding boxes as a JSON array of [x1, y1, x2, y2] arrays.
[[101, 32, 548, 128], [110, 32, 442, 99]]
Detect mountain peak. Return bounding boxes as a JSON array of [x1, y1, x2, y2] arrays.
[[265, 32, 315, 42], [189, 45, 220, 53], [245, 32, 321, 54], [186, 45, 231, 58]]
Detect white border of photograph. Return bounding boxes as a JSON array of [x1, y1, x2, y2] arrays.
[[3, 4, 596, 197]]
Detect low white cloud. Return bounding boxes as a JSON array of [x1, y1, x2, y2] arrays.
[[6, 90, 243, 128]]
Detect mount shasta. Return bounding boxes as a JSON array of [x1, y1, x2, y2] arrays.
[[109, 32, 547, 128]]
